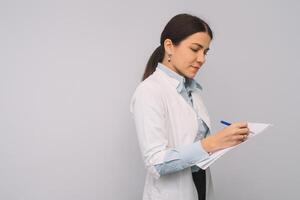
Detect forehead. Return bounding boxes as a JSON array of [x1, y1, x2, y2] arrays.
[[181, 32, 211, 48]]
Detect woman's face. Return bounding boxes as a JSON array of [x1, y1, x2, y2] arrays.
[[163, 32, 212, 79]]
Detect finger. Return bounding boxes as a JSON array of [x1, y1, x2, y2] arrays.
[[237, 128, 250, 135], [232, 134, 245, 142], [233, 133, 248, 141], [234, 122, 248, 128], [233, 136, 244, 145], [242, 134, 248, 141], [229, 128, 248, 136]]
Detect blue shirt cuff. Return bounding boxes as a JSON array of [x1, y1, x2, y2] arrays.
[[154, 142, 210, 176]]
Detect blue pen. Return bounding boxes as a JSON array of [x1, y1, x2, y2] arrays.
[[220, 120, 231, 126]]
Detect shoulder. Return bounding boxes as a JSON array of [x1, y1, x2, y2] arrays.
[[130, 71, 166, 111], [133, 71, 166, 98]]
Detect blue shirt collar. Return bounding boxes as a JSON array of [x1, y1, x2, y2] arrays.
[[157, 62, 202, 93]]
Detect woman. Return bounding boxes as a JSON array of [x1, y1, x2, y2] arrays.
[[130, 13, 249, 200]]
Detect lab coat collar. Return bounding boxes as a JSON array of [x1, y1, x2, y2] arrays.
[[156, 63, 211, 129], [157, 63, 202, 93]]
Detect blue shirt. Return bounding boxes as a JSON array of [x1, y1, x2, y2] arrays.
[[154, 63, 210, 175]]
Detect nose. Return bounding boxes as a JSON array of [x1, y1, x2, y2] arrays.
[[196, 52, 206, 64]]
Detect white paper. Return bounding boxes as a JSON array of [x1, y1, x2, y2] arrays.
[[196, 122, 273, 169]]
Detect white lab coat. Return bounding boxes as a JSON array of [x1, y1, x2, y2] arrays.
[[130, 67, 215, 200]]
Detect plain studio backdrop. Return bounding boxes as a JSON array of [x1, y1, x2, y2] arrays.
[[1, 0, 299, 199]]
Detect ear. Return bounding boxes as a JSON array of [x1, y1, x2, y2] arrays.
[[163, 38, 175, 55]]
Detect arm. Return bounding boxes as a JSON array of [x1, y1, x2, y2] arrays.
[[131, 86, 209, 178], [154, 141, 209, 176]]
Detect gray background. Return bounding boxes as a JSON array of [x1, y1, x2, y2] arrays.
[[1, 0, 299, 199]]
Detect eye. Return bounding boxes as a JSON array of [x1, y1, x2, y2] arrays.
[[190, 48, 198, 52]]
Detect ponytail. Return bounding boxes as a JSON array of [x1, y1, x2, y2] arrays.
[[142, 45, 164, 81]]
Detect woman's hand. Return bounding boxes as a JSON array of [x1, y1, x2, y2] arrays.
[[201, 122, 249, 153]]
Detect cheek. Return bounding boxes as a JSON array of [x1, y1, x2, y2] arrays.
[[174, 50, 195, 65]]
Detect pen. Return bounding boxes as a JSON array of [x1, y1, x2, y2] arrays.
[[220, 120, 231, 126]]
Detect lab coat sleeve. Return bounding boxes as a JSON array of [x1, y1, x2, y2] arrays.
[[130, 84, 170, 179]]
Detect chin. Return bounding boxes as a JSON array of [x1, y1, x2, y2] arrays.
[[187, 72, 197, 78]]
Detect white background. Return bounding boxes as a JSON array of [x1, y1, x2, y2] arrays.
[[1, 0, 299, 199]]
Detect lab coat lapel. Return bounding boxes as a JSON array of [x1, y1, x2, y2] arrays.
[[156, 68, 211, 129], [191, 92, 211, 130]]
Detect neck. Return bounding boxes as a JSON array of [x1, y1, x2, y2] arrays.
[[161, 60, 184, 78]]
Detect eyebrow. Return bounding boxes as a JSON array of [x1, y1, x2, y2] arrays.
[[191, 43, 210, 51]]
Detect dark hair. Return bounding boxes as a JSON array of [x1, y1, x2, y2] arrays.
[[142, 13, 213, 81]]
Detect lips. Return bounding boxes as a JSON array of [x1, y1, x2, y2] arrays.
[[191, 65, 200, 69]]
